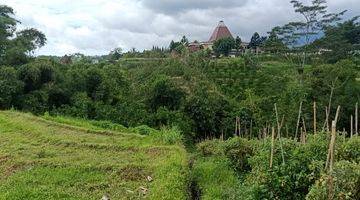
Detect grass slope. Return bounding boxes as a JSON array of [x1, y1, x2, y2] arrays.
[[0, 111, 188, 200]]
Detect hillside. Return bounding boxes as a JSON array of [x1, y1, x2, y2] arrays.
[[0, 111, 188, 200]]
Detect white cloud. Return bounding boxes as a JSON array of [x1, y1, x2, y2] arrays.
[[1, 0, 358, 56]]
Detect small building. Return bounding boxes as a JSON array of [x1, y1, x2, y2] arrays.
[[188, 21, 249, 56]]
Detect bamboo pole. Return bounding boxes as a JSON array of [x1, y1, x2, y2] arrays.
[[334, 106, 341, 124], [238, 118, 241, 137], [356, 102, 358, 136], [329, 121, 336, 172], [313, 101, 317, 134], [270, 127, 275, 169], [302, 117, 307, 136], [325, 121, 337, 171], [351, 115, 353, 138], [235, 117, 238, 136], [325, 106, 330, 132], [274, 103, 280, 139], [295, 101, 303, 141], [250, 119, 253, 139]]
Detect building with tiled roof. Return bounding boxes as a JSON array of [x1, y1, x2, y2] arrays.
[[209, 21, 234, 42], [188, 21, 248, 56]]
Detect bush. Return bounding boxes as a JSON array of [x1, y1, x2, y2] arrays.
[[223, 137, 253, 173], [306, 161, 360, 200], [197, 139, 224, 157], [131, 125, 157, 136], [338, 137, 360, 163]]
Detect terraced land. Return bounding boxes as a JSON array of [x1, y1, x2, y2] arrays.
[[0, 111, 188, 200]]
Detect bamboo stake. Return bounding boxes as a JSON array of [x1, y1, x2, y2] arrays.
[[238, 118, 241, 137], [334, 106, 341, 124], [234, 117, 238, 136], [329, 121, 336, 172], [356, 102, 358, 136], [270, 127, 275, 169], [295, 101, 303, 141], [351, 115, 353, 138], [250, 119, 253, 139], [325, 121, 337, 171], [325, 106, 330, 132], [302, 117, 307, 136], [313, 101, 317, 134], [275, 103, 280, 138]]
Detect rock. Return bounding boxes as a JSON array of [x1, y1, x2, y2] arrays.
[[101, 194, 110, 200], [146, 176, 153, 182]]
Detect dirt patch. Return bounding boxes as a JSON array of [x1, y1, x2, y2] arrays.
[[4, 164, 22, 177], [118, 165, 150, 181], [144, 147, 169, 157], [0, 155, 10, 164]]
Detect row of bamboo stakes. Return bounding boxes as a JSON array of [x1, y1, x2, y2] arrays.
[[235, 102, 359, 140], [235, 101, 358, 200]]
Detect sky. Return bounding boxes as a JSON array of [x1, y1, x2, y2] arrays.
[[2, 0, 359, 56]]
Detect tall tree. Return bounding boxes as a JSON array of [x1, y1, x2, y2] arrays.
[[213, 37, 235, 56], [263, 29, 287, 53], [249, 32, 266, 50], [235, 36, 242, 52], [0, 5, 46, 66], [313, 17, 360, 63], [274, 0, 345, 72]]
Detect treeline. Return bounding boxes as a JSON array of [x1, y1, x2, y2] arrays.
[[0, 2, 359, 142], [0, 55, 358, 141]]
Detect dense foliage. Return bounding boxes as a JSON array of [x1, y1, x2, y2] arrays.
[[195, 134, 360, 200]]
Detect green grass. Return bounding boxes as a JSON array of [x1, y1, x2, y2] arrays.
[[0, 111, 189, 200], [192, 156, 241, 200]]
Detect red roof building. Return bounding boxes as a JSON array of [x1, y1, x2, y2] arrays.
[[208, 21, 234, 42]]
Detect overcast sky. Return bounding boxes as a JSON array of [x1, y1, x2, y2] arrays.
[[2, 0, 359, 56]]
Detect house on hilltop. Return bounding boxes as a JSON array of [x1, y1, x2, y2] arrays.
[[188, 21, 249, 56]]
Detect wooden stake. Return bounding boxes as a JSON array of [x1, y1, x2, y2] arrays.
[[295, 101, 303, 141], [238, 118, 241, 137], [325, 106, 330, 132], [313, 101, 317, 134], [235, 117, 238, 136], [334, 106, 341, 124], [302, 117, 307, 136], [250, 119, 253, 139], [351, 115, 353, 138], [274, 103, 280, 138], [325, 121, 337, 171], [356, 102, 358, 136], [270, 127, 275, 169], [329, 121, 336, 172]]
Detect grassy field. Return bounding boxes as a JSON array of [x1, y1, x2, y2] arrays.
[[0, 111, 189, 200]]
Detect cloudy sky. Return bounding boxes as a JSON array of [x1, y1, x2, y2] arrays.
[[2, 0, 359, 56]]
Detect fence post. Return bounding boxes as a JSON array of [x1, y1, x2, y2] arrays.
[[270, 127, 275, 169], [313, 101, 317, 134]]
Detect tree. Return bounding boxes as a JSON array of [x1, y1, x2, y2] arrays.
[[249, 32, 266, 50], [0, 67, 23, 109], [274, 0, 345, 70], [263, 29, 287, 53], [313, 17, 360, 63], [0, 5, 46, 66], [147, 76, 185, 112], [108, 47, 122, 61], [180, 36, 189, 46], [235, 36, 242, 52], [213, 37, 235, 56]]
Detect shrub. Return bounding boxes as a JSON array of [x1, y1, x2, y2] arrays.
[[197, 139, 224, 157], [223, 137, 253, 173], [306, 161, 360, 200], [131, 125, 157, 136]]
